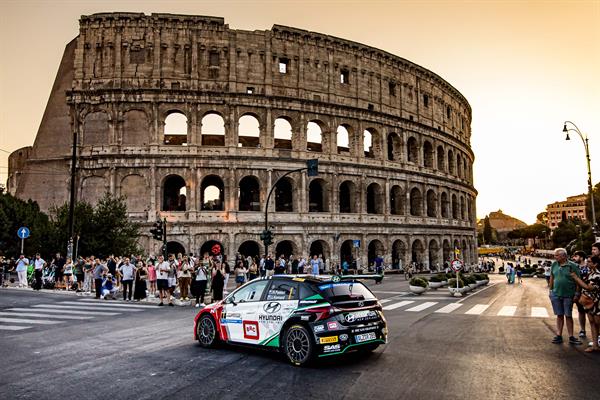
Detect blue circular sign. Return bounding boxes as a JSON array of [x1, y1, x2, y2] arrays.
[[17, 227, 30, 239]]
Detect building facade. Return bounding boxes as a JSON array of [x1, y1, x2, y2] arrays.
[[546, 194, 588, 230], [8, 13, 478, 268]]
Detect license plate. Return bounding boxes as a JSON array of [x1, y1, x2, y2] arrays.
[[355, 332, 377, 343]]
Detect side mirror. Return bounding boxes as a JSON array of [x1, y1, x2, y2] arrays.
[[225, 296, 237, 306]]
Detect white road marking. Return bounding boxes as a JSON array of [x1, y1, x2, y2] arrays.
[[0, 317, 60, 325], [497, 306, 517, 316], [8, 308, 118, 316], [61, 301, 151, 309], [372, 291, 408, 295], [383, 300, 415, 311], [435, 303, 463, 314], [32, 304, 141, 312], [0, 325, 31, 331], [531, 307, 549, 318], [406, 302, 438, 312], [76, 299, 156, 308], [379, 298, 393, 304], [0, 312, 93, 320], [465, 304, 490, 315]]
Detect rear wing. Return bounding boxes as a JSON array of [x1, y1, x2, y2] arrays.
[[331, 274, 384, 284]]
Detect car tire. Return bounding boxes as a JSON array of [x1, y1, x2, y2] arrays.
[[196, 314, 219, 348], [283, 324, 315, 366]]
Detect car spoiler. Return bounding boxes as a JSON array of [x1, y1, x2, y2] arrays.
[[330, 274, 384, 284]]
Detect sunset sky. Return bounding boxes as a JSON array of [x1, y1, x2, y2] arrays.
[[1, 0, 599, 224]]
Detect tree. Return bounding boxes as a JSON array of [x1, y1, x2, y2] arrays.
[[483, 216, 494, 244], [48, 201, 95, 257], [552, 218, 593, 251], [536, 211, 548, 225]]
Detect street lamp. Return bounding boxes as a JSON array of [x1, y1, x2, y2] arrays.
[[563, 121, 598, 239]]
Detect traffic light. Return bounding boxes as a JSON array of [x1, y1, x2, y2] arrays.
[[260, 229, 273, 246], [150, 220, 164, 241], [306, 159, 319, 177]]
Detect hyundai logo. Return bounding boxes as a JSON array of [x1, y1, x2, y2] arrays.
[[345, 314, 355, 323], [263, 302, 281, 313], [357, 301, 364, 307]]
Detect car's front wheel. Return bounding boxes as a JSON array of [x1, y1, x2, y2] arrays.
[[283, 324, 314, 366], [196, 314, 219, 348]]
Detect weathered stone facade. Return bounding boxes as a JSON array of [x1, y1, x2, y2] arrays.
[[8, 13, 477, 267]]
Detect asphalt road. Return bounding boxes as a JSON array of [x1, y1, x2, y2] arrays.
[[1, 274, 599, 400]]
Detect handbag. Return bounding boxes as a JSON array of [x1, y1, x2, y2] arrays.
[[579, 293, 594, 310]]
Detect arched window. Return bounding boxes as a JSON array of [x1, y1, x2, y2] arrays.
[[307, 121, 323, 152], [460, 196, 466, 220], [441, 192, 449, 218], [164, 112, 188, 146], [162, 175, 187, 211], [309, 179, 329, 212], [275, 177, 294, 212], [238, 176, 260, 211], [364, 129, 373, 158], [463, 159, 468, 180], [336, 125, 350, 154], [201, 113, 225, 146], [423, 141, 434, 168], [451, 194, 458, 219], [456, 153, 463, 178], [448, 150, 455, 175], [411, 239, 424, 263], [238, 114, 260, 148], [437, 145, 445, 171], [390, 185, 404, 215], [274, 117, 293, 149], [426, 189, 437, 217], [410, 188, 423, 216], [339, 180, 356, 213], [366, 183, 384, 214], [387, 133, 401, 161], [407, 137, 418, 163], [201, 175, 224, 211]]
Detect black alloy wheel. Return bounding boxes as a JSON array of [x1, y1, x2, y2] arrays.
[[197, 314, 218, 348], [284, 324, 314, 366]]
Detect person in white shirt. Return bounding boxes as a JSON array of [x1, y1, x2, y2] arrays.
[[118, 257, 136, 301], [15, 255, 30, 288], [33, 254, 46, 290], [156, 255, 172, 306], [192, 259, 208, 307]]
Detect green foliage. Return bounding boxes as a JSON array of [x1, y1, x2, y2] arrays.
[[507, 223, 548, 240], [436, 274, 448, 281], [462, 275, 477, 285], [552, 218, 593, 252], [483, 216, 494, 244], [429, 275, 442, 283], [409, 277, 428, 288], [448, 278, 464, 288]]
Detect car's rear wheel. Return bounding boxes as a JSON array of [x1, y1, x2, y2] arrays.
[[196, 314, 219, 348], [283, 324, 314, 366]]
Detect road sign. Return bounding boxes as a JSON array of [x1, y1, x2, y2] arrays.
[[353, 240, 361, 248], [17, 227, 30, 239], [451, 259, 463, 272]]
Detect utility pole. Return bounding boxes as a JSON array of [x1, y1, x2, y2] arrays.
[[67, 125, 78, 259]]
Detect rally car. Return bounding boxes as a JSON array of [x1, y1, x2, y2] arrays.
[[193, 274, 387, 366]]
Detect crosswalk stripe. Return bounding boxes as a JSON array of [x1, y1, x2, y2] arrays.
[[0, 317, 60, 325], [32, 304, 142, 312], [497, 306, 517, 316], [465, 304, 490, 315], [435, 303, 463, 314], [406, 302, 438, 312], [8, 308, 119, 316], [379, 298, 393, 304], [61, 301, 152, 309], [0, 312, 93, 320], [383, 300, 415, 311], [0, 325, 31, 331], [531, 307, 549, 318], [76, 299, 156, 308]]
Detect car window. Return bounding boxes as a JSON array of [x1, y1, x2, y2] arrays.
[[316, 281, 376, 302], [230, 280, 269, 303], [299, 284, 318, 300], [266, 281, 299, 301]]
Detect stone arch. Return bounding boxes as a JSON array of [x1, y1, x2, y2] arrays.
[[411, 239, 425, 263], [80, 176, 106, 204], [336, 124, 351, 154], [428, 239, 440, 269], [309, 240, 330, 261], [238, 240, 260, 259], [461, 239, 469, 262], [426, 189, 437, 218], [306, 120, 323, 152], [201, 112, 225, 146], [390, 185, 405, 215], [441, 192, 449, 218], [366, 182, 384, 214], [83, 111, 109, 146], [437, 145, 445, 172], [363, 128, 381, 159], [201, 175, 225, 211], [275, 240, 296, 259], [308, 178, 329, 212], [368, 239, 385, 266], [275, 176, 294, 212], [122, 109, 148, 146], [166, 241, 186, 256], [443, 239, 452, 263], [451, 194, 458, 219], [463, 159, 468, 180], [339, 180, 357, 213], [120, 174, 146, 212], [162, 174, 187, 211], [448, 149, 455, 175], [460, 195, 466, 220], [238, 175, 260, 211], [200, 240, 225, 257], [340, 239, 355, 266], [407, 136, 418, 163], [456, 153, 463, 178], [423, 141, 434, 168], [392, 240, 407, 269], [410, 187, 423, 216], [164, 111, 188, 146], [387, 132, 401, 161], [274, 117, 293, 149], [238, 114, 260, 148]]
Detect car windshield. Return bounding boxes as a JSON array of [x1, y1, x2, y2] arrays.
[[316, 281, 376, 302]]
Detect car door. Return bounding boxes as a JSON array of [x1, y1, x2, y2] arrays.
[[257, 280, 300, 346], [221, 280, 269, 344]]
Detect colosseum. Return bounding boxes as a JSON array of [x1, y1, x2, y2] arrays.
[[8, 12, 477, 269]]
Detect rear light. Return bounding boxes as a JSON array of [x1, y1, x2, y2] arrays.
[[305, 306, 342, 321]]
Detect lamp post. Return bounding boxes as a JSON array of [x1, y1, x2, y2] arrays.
[[563, 121, 597, 240]]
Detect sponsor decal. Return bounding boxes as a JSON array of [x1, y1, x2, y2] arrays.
[[327, 321, 339, 330], [300, 300, 318, 304], [323, 344, 341, 353], [339, 334, 349, 341], [258, 314, 283, 322], [351, 325, 379, 334], [319, 336, 338, 344], [344, 310, 377, 323], [221, 318, 243, 324], [314, 324, 325, 333], [243, 321, 260, 340], [301, 315, 310, 321], [355, 332, 377, 343], [292, 277, 306, 282], [263, 302, 281, 313]]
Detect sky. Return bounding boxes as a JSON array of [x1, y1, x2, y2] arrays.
[[1, 0, 599, 224]]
